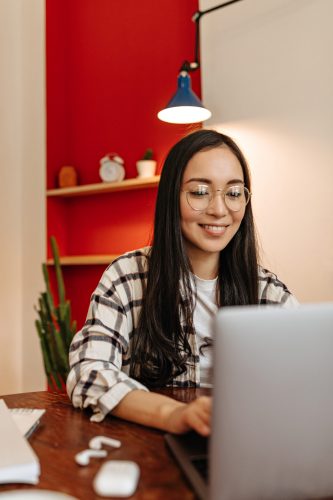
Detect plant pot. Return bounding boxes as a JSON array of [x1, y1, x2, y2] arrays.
[[136, 160, 157, 178]]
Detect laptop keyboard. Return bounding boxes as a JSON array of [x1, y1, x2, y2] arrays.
[[192, 456, 209, 481], [165, 432, 209, 500]]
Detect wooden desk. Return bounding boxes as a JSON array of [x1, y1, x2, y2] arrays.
[[0, 388, 209, 500]]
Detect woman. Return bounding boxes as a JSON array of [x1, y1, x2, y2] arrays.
[[66, 129, 297, 436]]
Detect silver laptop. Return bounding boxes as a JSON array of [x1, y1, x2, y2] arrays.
[[165, 302, 333, 500]]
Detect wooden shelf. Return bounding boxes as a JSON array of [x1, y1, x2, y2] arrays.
[[47, 175, 160, 198], [47, 254, 119, 266]]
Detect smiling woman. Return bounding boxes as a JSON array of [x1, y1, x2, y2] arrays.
[[180, 146, 250, 280], [66, 129, 298, 436]]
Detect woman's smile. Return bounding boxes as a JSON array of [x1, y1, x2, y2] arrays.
[[200, 223, 229, 236]]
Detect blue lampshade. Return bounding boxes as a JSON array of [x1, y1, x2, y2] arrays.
[[157, 71, 212, 124]]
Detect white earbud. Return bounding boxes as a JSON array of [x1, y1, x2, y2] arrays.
[[75, 449, 107, 466], [89, 435, 122, 450]]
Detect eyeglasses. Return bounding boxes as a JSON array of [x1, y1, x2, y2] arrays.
[[183, 184, 251, 212]]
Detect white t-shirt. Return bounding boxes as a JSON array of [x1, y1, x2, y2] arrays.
[[192, 274, 218, 388]]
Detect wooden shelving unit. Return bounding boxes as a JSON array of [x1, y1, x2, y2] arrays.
[[47, 254, 119, 266], [47, 175, 160, 198], [47, 175, 159, 266]]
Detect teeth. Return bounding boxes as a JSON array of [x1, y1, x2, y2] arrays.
[[204, 225, 226, 233]]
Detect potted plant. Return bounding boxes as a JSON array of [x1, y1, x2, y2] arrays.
[[35, 236, 76, 392], [136, 148, 157, 178]]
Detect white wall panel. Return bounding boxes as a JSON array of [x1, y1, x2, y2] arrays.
[[200, 0, 333, 302], [0, 0, 45, 394]]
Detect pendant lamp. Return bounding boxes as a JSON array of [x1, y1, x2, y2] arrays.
[[157, 71, 211, 124], [157, 0, 244, 125]]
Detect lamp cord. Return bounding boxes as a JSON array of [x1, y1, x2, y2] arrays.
[[180, 0, 244, 73]]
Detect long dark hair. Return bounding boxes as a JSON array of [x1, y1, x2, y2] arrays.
[[130, 129, 259, 387]]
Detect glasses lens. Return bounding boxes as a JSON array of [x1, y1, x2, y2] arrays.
[[186, 184, 212, 211], [185, 185, 250, 212], [224, 186, 250, 212]]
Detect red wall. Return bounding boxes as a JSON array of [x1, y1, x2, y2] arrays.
[[46, 0, 200, 327]]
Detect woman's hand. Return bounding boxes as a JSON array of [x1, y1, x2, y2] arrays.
[[165, 396, 212, 436], [112, 391, 212, 436]]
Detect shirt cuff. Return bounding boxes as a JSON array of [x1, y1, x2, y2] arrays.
[[89, 379, 149, 422]]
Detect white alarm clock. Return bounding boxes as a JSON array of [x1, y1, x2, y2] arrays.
[[99, 154, 125, 183]]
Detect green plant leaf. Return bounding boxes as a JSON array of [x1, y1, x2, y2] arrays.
[[142, 148, 153, 160], [34, 236, 77, 392], [50, 236, 65, 304]]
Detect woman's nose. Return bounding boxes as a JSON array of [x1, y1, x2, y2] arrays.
[[206, 191, 228, 216]]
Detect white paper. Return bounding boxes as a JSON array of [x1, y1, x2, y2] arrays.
[[0, 400, 40, 484]]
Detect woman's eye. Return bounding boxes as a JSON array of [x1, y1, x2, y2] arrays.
[[191, 189, 209, 197], [226, 188, 242, 199], [189, 185, 210, 197]]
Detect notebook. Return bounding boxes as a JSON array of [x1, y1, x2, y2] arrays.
[[0, 400, 40, 484], [165, 302, 333, 500]]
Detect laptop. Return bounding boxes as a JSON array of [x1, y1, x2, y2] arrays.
[[165, 302, 333, 500]]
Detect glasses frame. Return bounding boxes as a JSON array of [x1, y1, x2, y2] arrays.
[[182, 184, 251, 213]]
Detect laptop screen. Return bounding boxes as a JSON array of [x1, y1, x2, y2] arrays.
[[166, 303, 333, 500]]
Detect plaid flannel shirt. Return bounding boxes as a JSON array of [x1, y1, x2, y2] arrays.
[[66, 247, 298, 422]]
